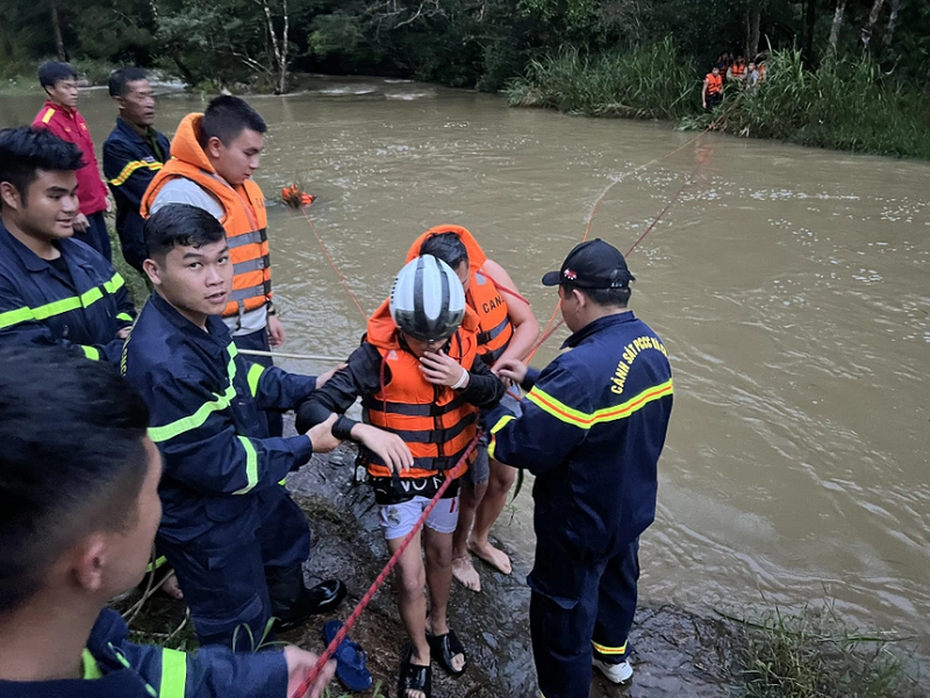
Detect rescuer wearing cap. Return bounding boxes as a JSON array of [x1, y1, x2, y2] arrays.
[[296, 255, 505, 698], [487, 239, 674, 696]]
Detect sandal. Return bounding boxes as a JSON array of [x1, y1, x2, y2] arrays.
[[427, 629, 467, 677], [398, 645, 432, 698]]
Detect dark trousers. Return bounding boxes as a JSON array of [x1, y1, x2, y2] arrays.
[[705, 92, 723, 111], [531, 538, 640, 698], [159, 486, 311, 650], [74, 211, 112, 262], [234, 326, 283, 438]]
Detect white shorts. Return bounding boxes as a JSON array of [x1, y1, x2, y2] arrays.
[[378, 495, 460, 540]]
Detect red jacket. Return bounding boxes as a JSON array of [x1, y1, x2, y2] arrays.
[[32, 100, 108, 216]]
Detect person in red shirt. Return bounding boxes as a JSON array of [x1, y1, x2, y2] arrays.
[[32, 62, 111, 261]]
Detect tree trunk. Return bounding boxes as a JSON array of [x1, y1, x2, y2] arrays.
[[882, 0, 900, 47], [826, 0, 847, 63], [50, 0, 66, 61], [861, 0, 884, 50], [749, 3, 762, 59], [803, 0, 816, 65], [259, 0, 289, 94]]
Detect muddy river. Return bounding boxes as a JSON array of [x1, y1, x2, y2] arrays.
[[3, 77, 928, 652]]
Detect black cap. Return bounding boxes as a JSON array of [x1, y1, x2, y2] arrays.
[[541, 239, 635, 289]]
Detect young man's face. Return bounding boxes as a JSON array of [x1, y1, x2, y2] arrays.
[[116, 79, 156, 127], [145, 238, 233, 324], [0, 169, 79, 241], [106, 439, 164, 593], [453, 261, 470, 292], [206, 128, 264, 186], [46, 78, 79, 109], [402, 333, 450, 358]]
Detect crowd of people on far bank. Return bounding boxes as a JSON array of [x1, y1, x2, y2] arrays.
[[0, 60, 673, 698], [702, 50, 768, 110]]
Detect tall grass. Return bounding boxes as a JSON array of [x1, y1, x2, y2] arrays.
[[507, 38, 696, 120], [510, 43, 930, 160]]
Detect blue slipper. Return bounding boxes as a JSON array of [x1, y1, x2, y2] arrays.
[[323, 620, 373, 692]]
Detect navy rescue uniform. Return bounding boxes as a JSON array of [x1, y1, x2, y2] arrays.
[[0, 219, 135, 361], [0, 608, 289, 698], [121, 292, 320, 650], [487, 312, 673, 698], [103, 117, 170, 272]]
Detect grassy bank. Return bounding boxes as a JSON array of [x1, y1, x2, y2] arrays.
[[507, 44, 930, 160]]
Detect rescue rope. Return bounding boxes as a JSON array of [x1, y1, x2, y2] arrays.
[[290, 434, 483, 698], [238, 348, 346, 362]]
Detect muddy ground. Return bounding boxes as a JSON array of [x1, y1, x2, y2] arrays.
[[280, 445, 742, 697]]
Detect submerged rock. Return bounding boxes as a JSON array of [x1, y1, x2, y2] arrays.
[[286, 446, 740, 697]]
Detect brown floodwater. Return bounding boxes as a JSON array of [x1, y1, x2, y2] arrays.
[[3, 78, 928, 653]]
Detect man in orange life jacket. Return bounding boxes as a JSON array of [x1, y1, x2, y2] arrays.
[[702, 66, 723, 111], [727, 55, 748, 82], [297, 255, 505, 698], [141, 96, 285, 437], [32, 62, 111, 260], [407, 226, 539, 593]]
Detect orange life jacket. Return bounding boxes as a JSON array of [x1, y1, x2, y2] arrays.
[[706, 73, 723, 95], [731, 62, 746, 78], [140, 113, 271, 319], [361, 299, 480, 480], [406, 225, 514, 364]]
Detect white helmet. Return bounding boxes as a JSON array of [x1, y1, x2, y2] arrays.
[[390, 255, 466, 342]]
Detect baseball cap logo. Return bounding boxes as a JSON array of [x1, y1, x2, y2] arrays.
[[563, 268, 577, 280]]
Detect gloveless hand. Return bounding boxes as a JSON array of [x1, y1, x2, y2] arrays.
[[283, 645, 336, 698], [420, 349, 467, 387]]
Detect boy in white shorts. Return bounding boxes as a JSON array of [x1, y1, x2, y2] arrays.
[[297, 255, 505, 698]]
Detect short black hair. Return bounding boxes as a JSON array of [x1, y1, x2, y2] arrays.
[[0, 127, 84, 202], [0, 347, 150, 614], [109, 67, 149, 97], [563, 282, 631, 308], [144, 203, 227, 260], [38, 61, 77, 89], [200, 95, 267, 148], [419, 232, 469, 271]]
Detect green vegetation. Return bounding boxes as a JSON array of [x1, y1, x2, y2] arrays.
[[733, 605, 923, 698]]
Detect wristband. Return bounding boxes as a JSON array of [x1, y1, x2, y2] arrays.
[[451, 367, 469, 390]]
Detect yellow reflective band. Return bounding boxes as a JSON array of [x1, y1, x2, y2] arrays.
[[527, 379, 673, 429], [81, 345, 101, 361], [145, 555, 168, 573], [148, 343, 239, 443], [232, 436, 258, 495], [247, 363, 265, 397], [109, 159, 163, 187], [0, 273, 125, 330], [81, 649, 103, 679], [592, 639, 628, 655], [487, 414, 515, 462], [278, 477, 287, 486], [117, 312, 133, 322], [41, 108, 55, 124], [159, 648, 187, 698]]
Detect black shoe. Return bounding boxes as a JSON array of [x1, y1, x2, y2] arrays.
[[275, 579, 347, 632]]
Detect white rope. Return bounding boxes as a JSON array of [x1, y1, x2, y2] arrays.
[[238, 348, 345, 362]]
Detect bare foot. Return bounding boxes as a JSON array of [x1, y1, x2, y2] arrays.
[[451, 554, 481, 593], [467, 538, 512, 575], [158, 571, 184, 600]]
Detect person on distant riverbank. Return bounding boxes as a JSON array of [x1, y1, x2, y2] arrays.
[[727, 55, 748, 83], [141, 95, 285, 437], [746, 61, 761, 92], [297, 255, 506, 698], [31, 62, 111, 260], [121, 204, 347, 651], [103, 68, 171, 274], [702, 66, 723, 110], [406, 226, 539, 593], [0, 346, 336, 698], [0, 127, 134, 361], [485, 239, 673, 697]]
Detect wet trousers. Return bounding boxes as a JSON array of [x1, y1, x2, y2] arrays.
[[158, 486, 311, 650], [532, 538, 640, 698]]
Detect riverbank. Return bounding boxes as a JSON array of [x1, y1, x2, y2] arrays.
[[123, 443, 925, 697], [507, 45, 930, 161]]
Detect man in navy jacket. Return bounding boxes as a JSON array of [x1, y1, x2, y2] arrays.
[[121, 204, 345, 650], [0, 346, 335, 698], [488, 240, 673, 697], [103, 67, 171, 273], [0, 127, 134, 362]]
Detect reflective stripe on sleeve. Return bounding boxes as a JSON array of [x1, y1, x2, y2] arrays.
[[109, 159, 162, 187], [247, 363, 265, 397], [487, 413, 516, 462], [0, 273, 126, 330], [117, 312, 134, 322], [158, 648, 188, 698], [81, 346, 101, 361], [232, 436, 258, 495], [526, 379, 673, 430]]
